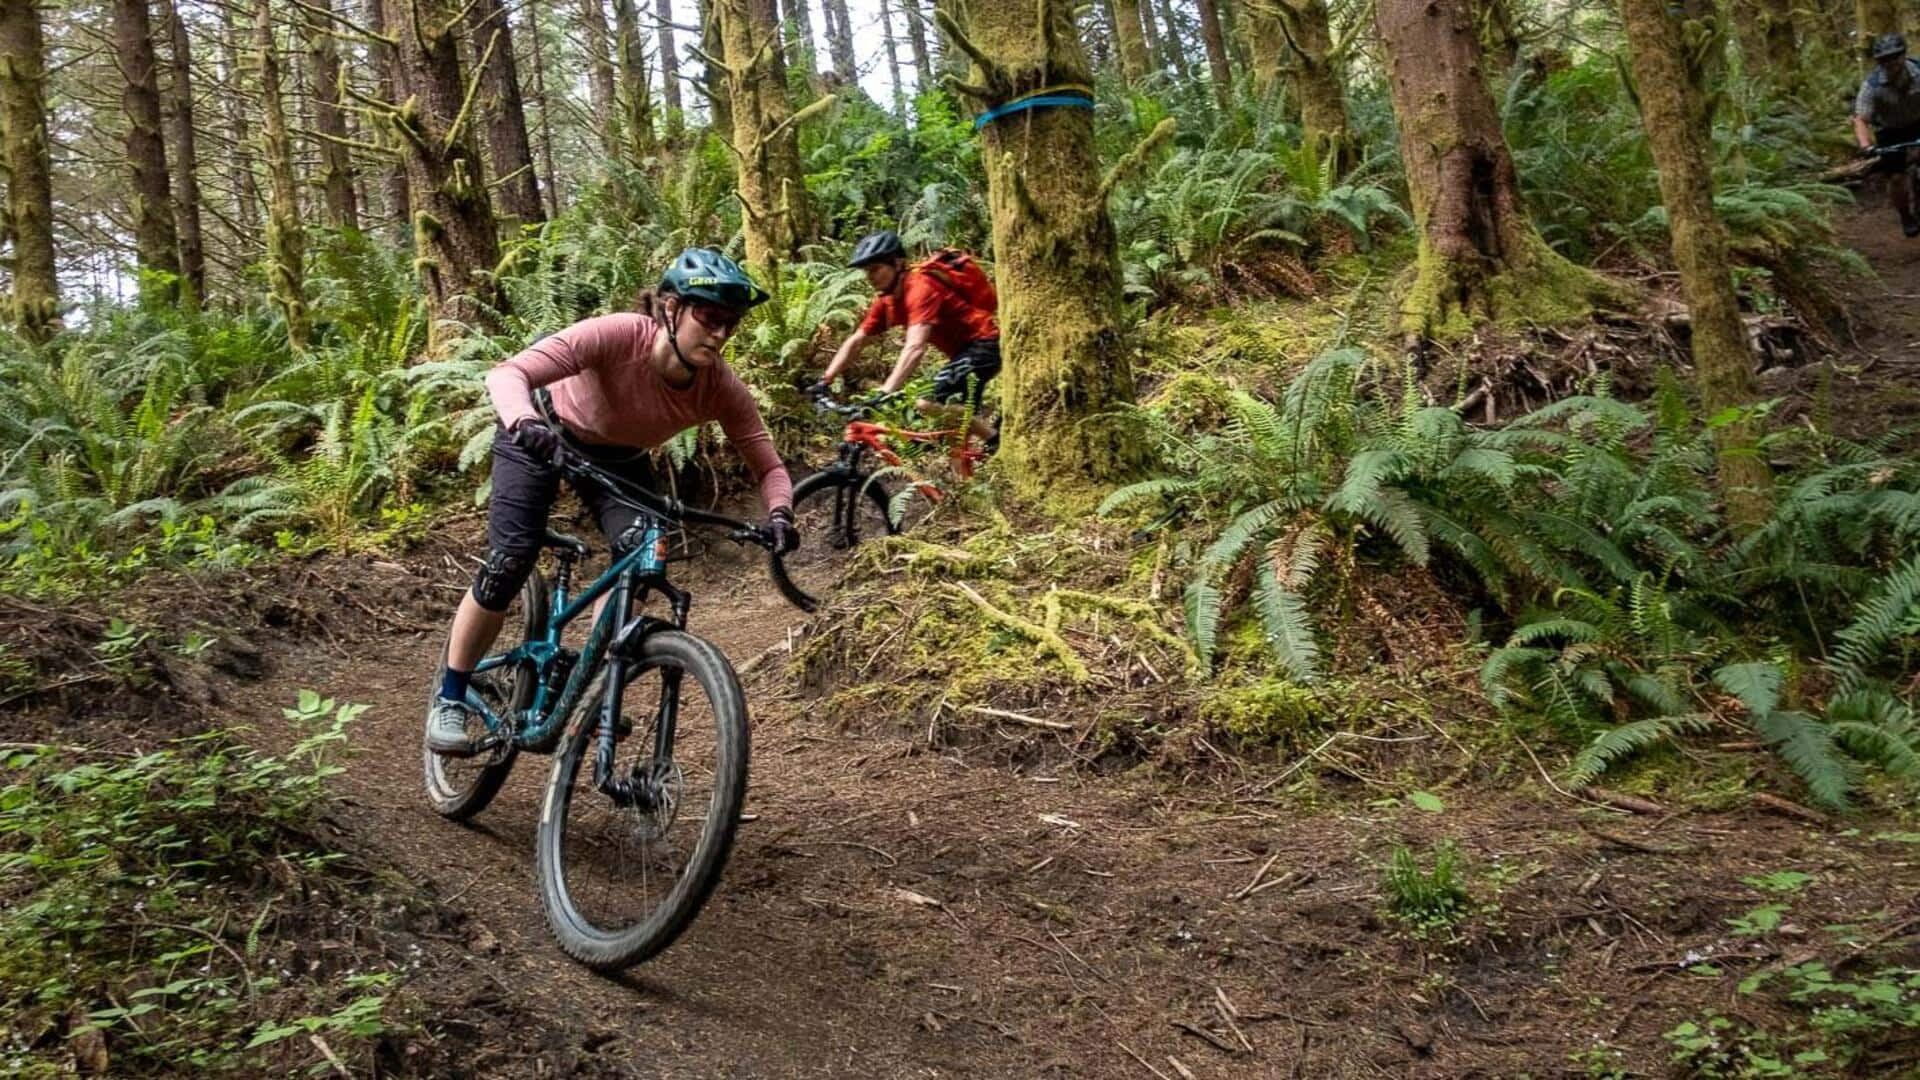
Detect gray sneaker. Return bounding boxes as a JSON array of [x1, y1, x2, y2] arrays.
[[425, 696, 481, 757]]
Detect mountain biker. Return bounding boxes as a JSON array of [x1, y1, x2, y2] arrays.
[[426, 248, 799, 757], [1855, 33, 1920, 238], [807, 230, 1001, 450]]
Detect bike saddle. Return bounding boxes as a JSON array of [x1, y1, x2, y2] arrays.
[[543, 530, 591, 557]]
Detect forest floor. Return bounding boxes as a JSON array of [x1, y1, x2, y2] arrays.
[[9, 204, 1920, 1078]]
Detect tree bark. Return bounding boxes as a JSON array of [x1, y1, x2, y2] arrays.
[[1618, 0, 1771, 529], [112, 0, 180, 299], [700, 0, 731, 132], [1194, 0, 1233, 108], [1733, 0, 1798, 82], [467, 0, 543, 225], [1135, 0, 1167, 73], [881, 0, 906, 114], [822, 0, 857, 82], [303, 0, 361, 231], [720, 0, 817, 276], [0, 0, 57, 339], [657, 0, 684, 135], [383, 0, 504, 341], [219, 1, 263, 243], [905, 0, 933, 87], [1244, 0, 1284, 99], [162, 0, 205, 306], [613, 0, 658, 168], [1143, 0, 1188, 79], [1267, 0, 1350, 167], [1377, 0, 1612, 339], [940, 0, 1142, 502], [527, 0, 562, 214], [1108, 0, 1151, 82], [366, 0, 410, 246], [256, 0, 308, 350], [580, 0, 619, 154]]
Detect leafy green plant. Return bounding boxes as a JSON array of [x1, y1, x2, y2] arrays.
[[1381, 841, 1470, 936]]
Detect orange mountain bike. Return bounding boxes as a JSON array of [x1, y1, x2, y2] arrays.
[[781, 389, 985, 604]]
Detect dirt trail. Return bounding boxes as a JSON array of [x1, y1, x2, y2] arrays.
[[222, 211, 1920, 1078]]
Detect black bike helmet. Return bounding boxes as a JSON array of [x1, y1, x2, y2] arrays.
[[1875, 32, 1908, 60], [658, 247, 770, 310], [848, 230, 906, 269]]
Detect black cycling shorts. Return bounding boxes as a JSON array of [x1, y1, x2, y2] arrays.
[[1875, 123, 1920, 174], [486, 424, 662, 558], [929, 337, 1001, 410]]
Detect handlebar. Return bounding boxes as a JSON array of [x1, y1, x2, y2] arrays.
[[810, 388, 903, 419], [551, 447, 817, 613], [1867, 139, 1920, 158]]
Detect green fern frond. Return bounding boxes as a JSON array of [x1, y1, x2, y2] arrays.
[[1252, 570, 1320, 682], [1569, 713, 1714, 787], [1755, 709, 1856, 810]]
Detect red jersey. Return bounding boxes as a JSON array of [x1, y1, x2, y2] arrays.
[[857, 267, 999, 359]]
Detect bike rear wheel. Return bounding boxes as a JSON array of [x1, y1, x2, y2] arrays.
[[422, 571, 544, 820], [535, 629, 748, 969], [782, 470, 900, 607]]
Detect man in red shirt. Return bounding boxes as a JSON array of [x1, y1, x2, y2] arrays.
[[809, 230, 1000, 447]]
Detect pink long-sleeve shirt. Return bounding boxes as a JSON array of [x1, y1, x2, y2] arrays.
[[485, 313, 792, 510]]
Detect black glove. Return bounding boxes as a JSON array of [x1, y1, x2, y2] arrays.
[[804, 379, 831, 400], [511, 417, 565, 465], [765, 506, 800, 554]]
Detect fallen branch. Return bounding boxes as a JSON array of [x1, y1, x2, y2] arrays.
[[945, 581, 1089, 682], [964, 705, 1073, 732], [1583, 787, 1667, 815], [1752, 792, 1829, 825]]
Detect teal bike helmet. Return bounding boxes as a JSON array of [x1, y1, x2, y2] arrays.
[[659, 247, 770, 311]]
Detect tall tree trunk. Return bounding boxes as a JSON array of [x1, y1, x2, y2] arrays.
[[822, 0, 857, 82], [939, 0, 1144, 501], [1194, 0, 1233, 108], [1136, 0, 1167, 73], [905, 0, 933, 87], [1107, 0, 1151, 82], [366, 0, 410, 246], [1473, 0, 1521, 74], [303, 0, 360, 231], [1270, 0, 1352, 168], [720, 0, 819, 276], [468, 0, 543, 225], [613, 0, 657, 168], [256, 0, 308, 350], [219, 1, 263, 242], [0, 0, 57, 339], [781, 0, 816, 76], [580, 0, 619, 154], [657, 0, 683, 135], [881, 0, 906, 114], [1733, 0, 1798, 83], [112, 0, 180, 299], [383, 0, 504, 341], [1144, 0, 1189, 79], [527, 0, 562, 214], [1245, 0, 1284, 99], [162, 0, 205, 307], [700, 0, 731, 132], [1377, 0, 1611, 339], [1618, 0, 1770, 529]]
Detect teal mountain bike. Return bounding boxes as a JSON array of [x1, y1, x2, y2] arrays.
[[423, 449, 814, 970]]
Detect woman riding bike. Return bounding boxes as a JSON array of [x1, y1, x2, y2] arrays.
[[427, 248, 800, 756]]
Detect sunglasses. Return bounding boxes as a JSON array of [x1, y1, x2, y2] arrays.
[[682, 301, 744, 336]]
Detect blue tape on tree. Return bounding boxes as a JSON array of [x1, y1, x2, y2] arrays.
[[972, 92, 1096, 131]]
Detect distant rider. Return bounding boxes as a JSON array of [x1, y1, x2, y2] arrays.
[[427, 249, 797, 756], [1855, 33, 1920, 238], [807, 230, 1001, 450]]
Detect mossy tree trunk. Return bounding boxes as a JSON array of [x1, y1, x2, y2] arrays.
[[656, 0, 684, 138], [365, 0, 411, 247], [162, 0, 205, 308], [699, 0, 732, 134], [527, 0, 563, 214], [719, 0, 821, 278], [112, 0, 180, 302], [1734, 0, 1798, 83], [468, 0, 544, 226], [881, 0, 906, 115], [1245, 1, 1284, 100], [822, 0, 857, 82], [0, 0, 57, 340], [613, 0, 658, 169], [939, 0, 1144, 502], [255, 0, 309, 351], [1144, 0, 1188, 79], [905, 0, 934, 87], [1260, 0, 1352, 168], [383, 0, 505, 341], [1377, 0, 1613, 340], [1108, 0, 1152, 82], [303, 0, 361, 231], [1618, 0, 1771, 530]]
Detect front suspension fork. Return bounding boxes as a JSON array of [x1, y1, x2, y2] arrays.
[[591, 577, 691, 809]]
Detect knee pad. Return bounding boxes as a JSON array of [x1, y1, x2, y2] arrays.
[[471, 548, 535, 612]]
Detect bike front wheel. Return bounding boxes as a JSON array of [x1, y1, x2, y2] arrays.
[[781, 470, 900, 607], [535, 629, 748, 970], [422, 571, 544, 820]]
